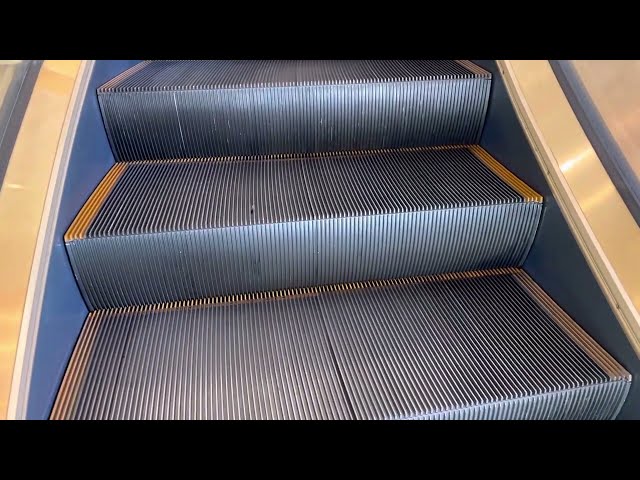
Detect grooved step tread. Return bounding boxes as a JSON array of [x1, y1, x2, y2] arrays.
[[51, 269, 631, 420], [66, 146, 541, 241]]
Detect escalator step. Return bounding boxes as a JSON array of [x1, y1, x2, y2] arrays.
[[65, 146, 543, 310], [98, 60, 491, 161], [51, 269, 630, 420]]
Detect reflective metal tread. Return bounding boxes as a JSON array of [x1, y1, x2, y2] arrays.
[[98, 60, 491, 160], [64, 146, 543, 310], [51, 269, 631, 420]]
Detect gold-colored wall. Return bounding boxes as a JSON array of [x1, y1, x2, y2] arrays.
[[0, 60, 81, 419]]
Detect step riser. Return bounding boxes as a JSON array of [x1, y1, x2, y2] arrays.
[[100, 80, 490, 161], [67, 204, 541, 310]]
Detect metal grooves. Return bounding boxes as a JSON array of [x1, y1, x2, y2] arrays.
[[318, 271, 631, 420], [512, 272, 631, 381], [97, 60, 492, 161], [64, 146, 543, 310], [51, 309, 134, 419], [51, 269, 630, 420], [410, 382, 630, 419], [53, 297, 353, 420], [52, 59, 631, 421]]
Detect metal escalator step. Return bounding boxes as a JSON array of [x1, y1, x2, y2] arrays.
[[64, 146, 543, 310], [51, 269, 631, 420], [98, 60, 491, 161]]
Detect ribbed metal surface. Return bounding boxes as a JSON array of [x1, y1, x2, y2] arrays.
[[51, 300, 352, 420], [97, 60, 491, 161], [322, 271, 630, 420], [65, 147, 543, 310], [51, 270, 631, 420]]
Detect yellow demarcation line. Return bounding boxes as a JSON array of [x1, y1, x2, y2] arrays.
[[64, 163, 128, 242], [468, 145, 543, 202]]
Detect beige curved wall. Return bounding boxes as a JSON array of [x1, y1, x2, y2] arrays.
[[0, 60, 82, 419], [570, 60, 640, 182]]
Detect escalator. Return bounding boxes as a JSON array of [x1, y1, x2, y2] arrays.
[[49, 60, 632, 419]]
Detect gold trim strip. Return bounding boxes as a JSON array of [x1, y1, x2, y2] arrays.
[[468, 145, 543, 202], [513, 270, 631, 380], [64, 163, 127, 242]]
